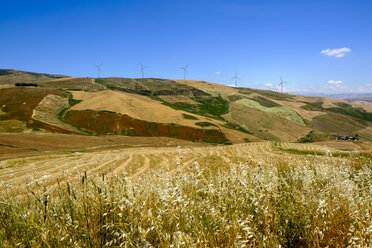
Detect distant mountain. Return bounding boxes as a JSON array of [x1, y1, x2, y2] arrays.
[[319, 93, 372, 107], [299, 92, 372, 107], [327, 93, 372, 99], [1, 69, 371, 143]]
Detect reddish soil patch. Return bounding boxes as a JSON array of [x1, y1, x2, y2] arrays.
[[64, 110, 230, 143], [0, 87, 73, 133]]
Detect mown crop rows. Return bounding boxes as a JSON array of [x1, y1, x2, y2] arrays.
[[0, 143, 371, 247]]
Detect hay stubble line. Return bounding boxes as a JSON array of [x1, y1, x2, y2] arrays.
[[1, 141, 365, 193]]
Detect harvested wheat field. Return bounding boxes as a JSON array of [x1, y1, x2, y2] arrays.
[[0, 141, 371, 247]]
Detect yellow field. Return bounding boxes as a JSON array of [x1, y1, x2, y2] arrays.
[[1, 140, 369, 192], [1, 141, 371, 247]]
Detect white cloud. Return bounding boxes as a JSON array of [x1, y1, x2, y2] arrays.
[[321, 47, 351, 58], [327, 80, 343, 85], [227, 84, 236, 87], [215, 71, 221, 75], [264, 83, 273, 87]]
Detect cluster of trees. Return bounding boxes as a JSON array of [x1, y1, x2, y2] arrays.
[[335, 134, 359, 141], [15, 83, 39, 87]]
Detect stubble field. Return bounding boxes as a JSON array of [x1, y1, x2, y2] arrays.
[[0, 140, 371, 247]]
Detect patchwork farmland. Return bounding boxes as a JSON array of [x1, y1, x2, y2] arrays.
[[0, 70, 371, 247]]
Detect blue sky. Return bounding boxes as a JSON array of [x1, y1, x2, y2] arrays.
[[1, 0, 371, 94]]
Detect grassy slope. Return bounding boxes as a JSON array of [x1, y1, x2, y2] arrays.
[[311, 113, 368, 135], [223, 102, 310, 142], [37, 78, 105, 91], [236, 98, 305, 126]]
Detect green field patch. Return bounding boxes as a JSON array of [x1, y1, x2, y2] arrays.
[[274, 145, 371, 159], [96, 78, 208, 97], [236, 99, 305, 126], [327, 103, 372, 122], [301, 101, 372, 122], [182, 114, 199, 120], [195, 122, 217, 127], [160, 95, 229, 120], [223, 122, 253, 134]]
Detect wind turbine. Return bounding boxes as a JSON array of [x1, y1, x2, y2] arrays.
[[140, 62, 148, 78], [180, 64, 188, 80], [94, 63, 102, 78], [232, 72, 240, 87], [278, 76, 288, 93]]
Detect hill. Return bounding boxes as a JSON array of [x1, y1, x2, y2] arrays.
[[0, 69, 371, 146], [313, 92, 372, 107], [0, 69, 68, 86]]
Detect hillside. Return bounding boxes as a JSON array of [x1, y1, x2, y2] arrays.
[[0, 69, 68, 86], [0, 69, 371, 145], [313, 93, 372, 107]]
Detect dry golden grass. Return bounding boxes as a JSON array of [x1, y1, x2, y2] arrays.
[[0, 142, 371, 247]]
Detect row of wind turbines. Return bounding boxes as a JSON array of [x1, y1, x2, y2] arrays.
[[94, 63, 289, 93], [231, 72, 288, 93], [140, 63, 189, 80], [95, 63, 188, 80]]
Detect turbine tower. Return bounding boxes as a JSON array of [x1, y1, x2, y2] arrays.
[[94, 63, 102, 78], [140, 62, 148, 78], [232, 72, 240, 87], [278, 76, 288, 93], [180, 64, 188, 80]]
